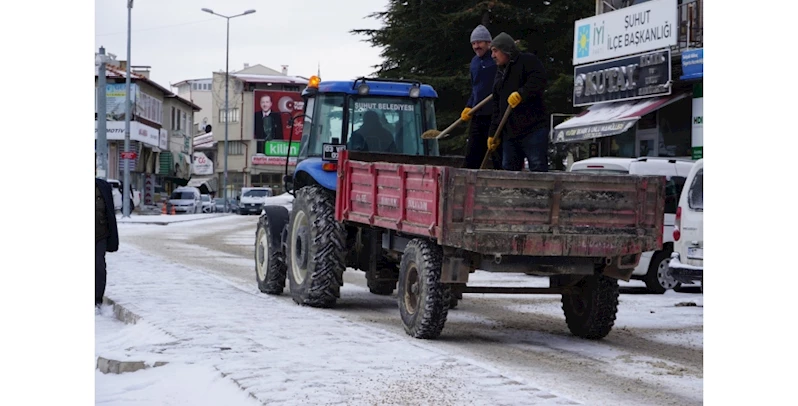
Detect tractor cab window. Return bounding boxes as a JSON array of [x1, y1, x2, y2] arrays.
[[347, 96, 438, 156], [299, 94, 344, 158]]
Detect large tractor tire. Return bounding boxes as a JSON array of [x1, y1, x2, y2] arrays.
[[397, 239, 452, 339], [562, 273, 619, 340], [255, 212, 288, 295], [286, 186, 346, 308]]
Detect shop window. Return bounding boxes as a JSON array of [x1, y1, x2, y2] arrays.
[[607, 127, 636, 157], [658, 96, 692, 157]]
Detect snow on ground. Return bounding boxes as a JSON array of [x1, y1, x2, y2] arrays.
[[99, 241, 581, 405], [95, 306, 261, 406], [116, 212, 228, 225]]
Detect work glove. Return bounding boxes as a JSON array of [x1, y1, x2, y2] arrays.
[[460, 107, 472, 122], [508, 91, 522, 108], [487, 136, 501, 152]]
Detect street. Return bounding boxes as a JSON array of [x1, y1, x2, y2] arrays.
[[98, 214, 703, 405]]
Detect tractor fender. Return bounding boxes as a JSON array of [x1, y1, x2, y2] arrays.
[[261, 205, 290, 254]]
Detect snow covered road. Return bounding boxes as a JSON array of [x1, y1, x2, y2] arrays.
[[99, 214, 703, 405]]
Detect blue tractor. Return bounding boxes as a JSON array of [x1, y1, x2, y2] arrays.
[[254, 76, 445, 308]]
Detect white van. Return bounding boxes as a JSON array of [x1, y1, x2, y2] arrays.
[[238, 187, 273, 215], [168, 186, 202, 214], [568, 157, 695, 293], [669, 158, 703, 290]]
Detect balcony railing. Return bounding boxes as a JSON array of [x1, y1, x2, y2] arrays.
[[674, 0, 702, 52]]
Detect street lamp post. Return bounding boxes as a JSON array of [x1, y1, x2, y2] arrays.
[[122, 0, 134, 218], [201, 7, 256, 212], [96, 46, 110, 180]]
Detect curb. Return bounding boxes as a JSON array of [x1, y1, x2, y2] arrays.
[[97, 297, 168, 374]]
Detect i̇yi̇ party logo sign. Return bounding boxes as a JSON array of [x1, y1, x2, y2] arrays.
[[576, 24, 590, 58]]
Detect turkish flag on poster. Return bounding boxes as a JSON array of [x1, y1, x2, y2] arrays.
[[253, 90, 304, 143]]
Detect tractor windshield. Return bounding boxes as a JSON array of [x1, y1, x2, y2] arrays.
[[298, 93, 438, 158], [347, 96, 438, 156]]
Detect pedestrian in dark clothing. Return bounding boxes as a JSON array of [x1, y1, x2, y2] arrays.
[[96, 178, 119, 308], [487, 32, 550, 172], [461, 24, 502, 169]]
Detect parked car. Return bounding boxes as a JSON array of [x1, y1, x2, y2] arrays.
[[238, 187, 273, 215], [107, 179, 141, 212], [200, 194, 214, 213], [669, 158, 703, 291], [168, 186, 202, 214], [569, 156, 696, 293]]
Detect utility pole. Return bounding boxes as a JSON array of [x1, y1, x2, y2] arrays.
[[96, 46, 108, 180], [122, 0, 134, 217]]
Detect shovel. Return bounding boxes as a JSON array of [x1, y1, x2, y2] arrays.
[[420, 95, 493, 140], [479, 105, 514, 170]]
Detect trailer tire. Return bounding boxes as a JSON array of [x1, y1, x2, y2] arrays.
[[397, 239, 451, 339], [561, 273, 619, 340], [286, 186, 346, 308], [255, 213, 287, 295], [368, 281, 396, 296]]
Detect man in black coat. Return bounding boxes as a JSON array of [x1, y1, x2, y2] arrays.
[[487, 32, 550, 172], [96, 178, 119, 308]]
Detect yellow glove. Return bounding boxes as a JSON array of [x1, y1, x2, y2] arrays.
[[487, 136, 501, 152], [508, 91, 522, 108], [460, 107, 472, 122]]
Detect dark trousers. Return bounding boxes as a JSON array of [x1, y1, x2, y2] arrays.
[[501, 127, 549, 172], [96, 239, 107, 305], [464, 115, 502, 170]]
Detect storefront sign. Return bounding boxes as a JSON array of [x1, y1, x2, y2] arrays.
[[681, 48, 703, 80], [692, 96, 703, 159], [251, 154, 298, 166], [264, 140, 300, 157], [95, 120, 160, 148], [573, 0, 677, 65], [574, 49, 671, 107], [192, 152, 214, 176], [159, 128, 168, 150], [553, 119, 637, 144]]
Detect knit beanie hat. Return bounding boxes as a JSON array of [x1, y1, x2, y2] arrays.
[[470, 25, 492, 43], [490, 32, 519, 58]]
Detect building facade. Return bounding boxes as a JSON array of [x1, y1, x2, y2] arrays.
[[95, 58, 200, 206], [553, 0, 703, 161], [175, 64, 308, 198]]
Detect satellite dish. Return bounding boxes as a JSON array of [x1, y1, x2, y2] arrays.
[[202, 117, 208, 126]]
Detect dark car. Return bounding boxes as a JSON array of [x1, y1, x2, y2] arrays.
[[213, 198, 239, 213]]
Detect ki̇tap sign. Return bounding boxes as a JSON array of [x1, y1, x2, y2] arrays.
[[573, 0, 677, 65]]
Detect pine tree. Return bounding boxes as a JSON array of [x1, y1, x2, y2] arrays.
[[351, 0, 594, 157]]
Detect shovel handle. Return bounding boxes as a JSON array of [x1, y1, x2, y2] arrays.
[[434, 95, 494, 140], [479, 106, 514, 170]]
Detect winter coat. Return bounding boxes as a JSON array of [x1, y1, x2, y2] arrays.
[[466, 52, 497, 117], [489, 52, 548, 142], [95, 178, 119, 252]]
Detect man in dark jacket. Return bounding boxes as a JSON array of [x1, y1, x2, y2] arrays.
[[96, 178, 119, 308], [461, 24, 501, 169], [487, 32, 550, 172]]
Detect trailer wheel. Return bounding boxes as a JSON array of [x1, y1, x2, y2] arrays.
[[368, 256, 398, 296], [255, 215, 287, 295], [286, 186, 346, 308], [369, 281, 396, 296], [561, 273, 619, 340], [397, 239, 451, 339]]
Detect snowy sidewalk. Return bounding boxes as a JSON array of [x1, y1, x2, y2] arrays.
[[100, 245, 582, 406], [115, 212, 229, 225]]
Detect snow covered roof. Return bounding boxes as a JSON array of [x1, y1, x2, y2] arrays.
[[232, 74, 308, 85]]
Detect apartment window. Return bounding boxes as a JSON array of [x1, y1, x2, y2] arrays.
[[220, 108, 240, 123], [181, 111, 188, 132], [226, 141, 245, 155], [135, 92, 163, 125], [283, 85, 300, 92], [171, 107, 180, 131]]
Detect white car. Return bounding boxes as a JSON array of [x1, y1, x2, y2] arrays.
[[669, 158, 703, 290], [569, 156, 696, 293], [200, 194, 214, 213], [106, 179, 140, 212]]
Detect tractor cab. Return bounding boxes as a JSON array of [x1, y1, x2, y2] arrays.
[[285, 76, 440, 192]]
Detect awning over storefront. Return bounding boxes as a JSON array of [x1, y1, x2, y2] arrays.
[[553, 93, 688, 143], [187, 176, 218, 192]]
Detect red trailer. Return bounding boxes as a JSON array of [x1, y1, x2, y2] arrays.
[[334, 150, 665, 340]]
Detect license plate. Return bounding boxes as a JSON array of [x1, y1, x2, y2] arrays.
[[687, 247, 703, 260]]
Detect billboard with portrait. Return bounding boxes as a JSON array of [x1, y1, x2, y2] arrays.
[[253, 91, 304, 156]]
